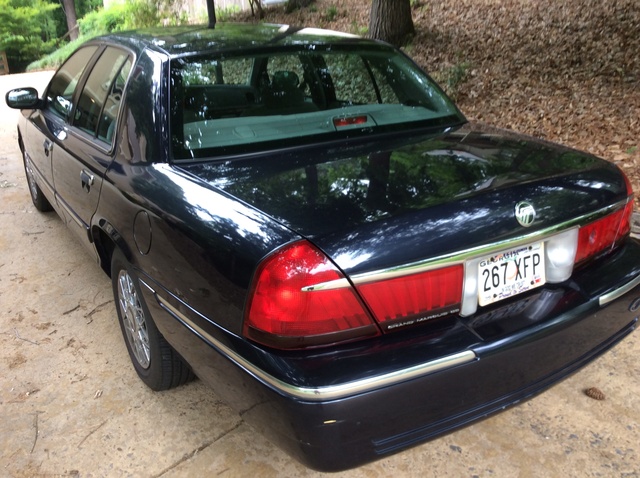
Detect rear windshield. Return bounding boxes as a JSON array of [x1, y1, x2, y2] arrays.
[[170, 44, 463, 160]]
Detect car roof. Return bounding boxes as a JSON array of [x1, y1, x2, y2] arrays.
[[96, 23, 378, 58]]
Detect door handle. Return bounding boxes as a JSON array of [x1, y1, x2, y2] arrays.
[[43, 140, 53, 156], [80, 170, 94, 193]]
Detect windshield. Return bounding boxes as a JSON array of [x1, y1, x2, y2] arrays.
[[170, 44, 464, 160]]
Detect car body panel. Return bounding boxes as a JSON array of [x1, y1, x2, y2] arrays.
[[6, 23, 639, 472]]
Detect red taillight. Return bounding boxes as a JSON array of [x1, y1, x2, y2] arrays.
[[356, 265, 463, 331], [575, 201, 633, 264], [575, 166, 634, 264], [333, 116, 368, 128], [244, 241, 380, 349]]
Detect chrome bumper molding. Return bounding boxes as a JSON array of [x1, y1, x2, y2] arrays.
[[140, 279, 477, 402], [599, 274, 640, 306], [141, 256, 640, 401]]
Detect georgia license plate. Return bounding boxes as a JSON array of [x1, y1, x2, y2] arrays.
[[478, 243, 546, 307]]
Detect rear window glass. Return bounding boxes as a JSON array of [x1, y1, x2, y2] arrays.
[[170, 44, 462, 160]]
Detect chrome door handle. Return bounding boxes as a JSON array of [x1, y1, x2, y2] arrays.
[[43, 140, 53, 156], [81, 170, 94, 193]]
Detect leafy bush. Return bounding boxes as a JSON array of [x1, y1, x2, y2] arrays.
[[78, 0, 168, 37], [78, 3, 130, 36]]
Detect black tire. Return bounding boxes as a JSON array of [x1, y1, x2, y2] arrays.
[[111, 249, 194, 391], [22, 149, 53, 212]]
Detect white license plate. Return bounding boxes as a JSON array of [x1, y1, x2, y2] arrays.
[[478, 243, 546, 307]]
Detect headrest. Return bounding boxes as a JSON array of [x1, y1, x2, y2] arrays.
[[271, 71, 300, 90]]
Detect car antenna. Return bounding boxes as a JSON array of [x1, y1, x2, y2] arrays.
[[206, 0, 216, 28]]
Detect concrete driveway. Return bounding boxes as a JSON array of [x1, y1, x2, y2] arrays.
[[1, 71, 639, 477]]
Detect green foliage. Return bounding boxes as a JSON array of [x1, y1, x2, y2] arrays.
[[27, 37, 85, 71], [441, 61, 471, 99], [0, 0, 60, 71], [216, 5, 242, 22], [78, 0, 178, 37], [350, 21, 368, 36], [325, 5, 338, 21], [78, 3, 129, 36], [27, 0, 190, 71]]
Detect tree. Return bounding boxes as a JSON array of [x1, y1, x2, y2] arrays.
[[369, 0, 415, 47], [248, 0, 264, 19], [0, 0, 59, 71], [60, 0, 79, 40]]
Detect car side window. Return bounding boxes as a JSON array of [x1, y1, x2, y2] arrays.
[[181, 58, 252, 86], [46, 46, 98, 120], [74, 47, 131, 142], [323, 54, 398, 105]]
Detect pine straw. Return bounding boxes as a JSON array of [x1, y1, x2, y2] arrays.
[[237, 0, 640, 200]]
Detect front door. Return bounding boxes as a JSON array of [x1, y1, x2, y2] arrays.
[[25, 46, 98, 204]]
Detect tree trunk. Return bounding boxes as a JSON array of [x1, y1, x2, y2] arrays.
[[61, 0, 79, 41], [369, 0, 415, 47]]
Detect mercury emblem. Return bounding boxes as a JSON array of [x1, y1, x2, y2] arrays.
[[515, 201, 536, 227]]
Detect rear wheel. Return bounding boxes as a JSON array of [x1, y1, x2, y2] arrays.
[[22, 150, 52, 212], [111, 249, 194, 390]]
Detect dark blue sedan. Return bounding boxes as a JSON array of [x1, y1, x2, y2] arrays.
[[5, 23, 639, 471]]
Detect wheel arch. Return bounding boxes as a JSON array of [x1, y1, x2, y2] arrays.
[[91, 220, 133, 278]]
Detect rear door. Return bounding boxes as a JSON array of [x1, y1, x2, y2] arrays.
[[51, 47, 132, 244]]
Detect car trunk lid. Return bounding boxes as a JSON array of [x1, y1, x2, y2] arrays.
[[179, 123, 630, 276]]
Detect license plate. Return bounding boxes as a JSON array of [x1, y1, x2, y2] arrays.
[[478, 243, 545, 307]]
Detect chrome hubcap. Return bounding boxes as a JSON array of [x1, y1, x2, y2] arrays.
[[117, 270, 151, 369]]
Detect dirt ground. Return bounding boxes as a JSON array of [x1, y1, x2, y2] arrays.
[[0, 66, 639, 477]]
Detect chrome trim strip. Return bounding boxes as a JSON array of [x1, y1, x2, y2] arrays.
[[599, 274, 640, 306], [55, 194, 86, 229], [139, 280, 477, 401], [301, 278, 351, 292], [307, 200, 629, 291]]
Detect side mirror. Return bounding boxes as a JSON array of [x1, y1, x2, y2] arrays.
[[5, 87, 41, 109]]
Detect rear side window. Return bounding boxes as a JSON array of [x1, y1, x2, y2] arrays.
[[74, 47, 131, 143], [46, 46, 98, 120], [323, 54, 380, 105]]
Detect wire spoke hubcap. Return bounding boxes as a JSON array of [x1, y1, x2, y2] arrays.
[[117, 270, 150, 369]]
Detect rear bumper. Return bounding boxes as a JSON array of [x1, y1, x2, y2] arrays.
[[142, 240, 640, 472], [244, 291, 637, 471]]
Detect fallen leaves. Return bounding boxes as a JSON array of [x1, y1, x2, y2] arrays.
[[584, 386, 606, 401]]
